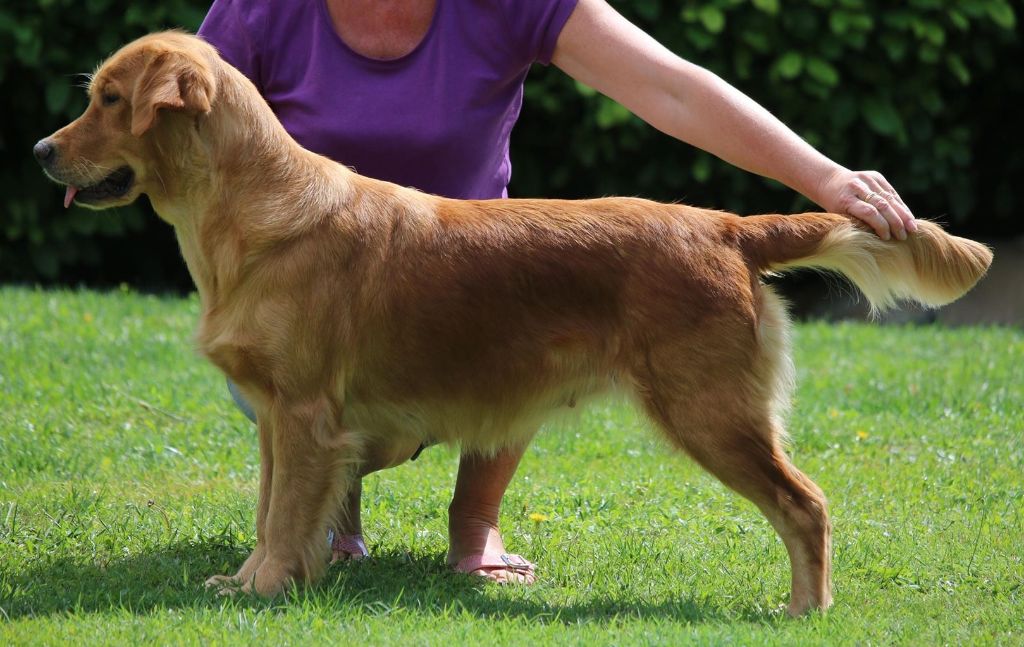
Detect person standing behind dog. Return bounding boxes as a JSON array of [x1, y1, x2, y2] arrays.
[[198, 0, 917, 582]]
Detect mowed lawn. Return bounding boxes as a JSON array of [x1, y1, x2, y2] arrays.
[[0, 286, 1021, 645]]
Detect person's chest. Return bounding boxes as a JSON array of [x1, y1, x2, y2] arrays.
[[253, 1, 533, 195]]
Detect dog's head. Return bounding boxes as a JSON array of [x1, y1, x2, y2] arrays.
[[33, 31, 218, 210]]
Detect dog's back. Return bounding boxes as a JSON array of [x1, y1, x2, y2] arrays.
[[338, 192, 991, 455]]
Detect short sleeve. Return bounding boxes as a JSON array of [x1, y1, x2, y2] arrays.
[[499, 0, 579, 65], [197, 0, 266, 88]]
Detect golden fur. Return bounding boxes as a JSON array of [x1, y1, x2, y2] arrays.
[[38, 32, 992, 615]]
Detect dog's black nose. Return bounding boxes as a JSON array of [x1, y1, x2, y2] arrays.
[[33, 139, 56, 166]]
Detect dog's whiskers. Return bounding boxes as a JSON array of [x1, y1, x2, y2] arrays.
[[70, 159, 88, 179], [72, 72, 95, 91], [153, 168, 168, 195], [86, 160, 115, 174]]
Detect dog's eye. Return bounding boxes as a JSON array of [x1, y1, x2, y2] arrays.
[[101, 93, 121, 107]]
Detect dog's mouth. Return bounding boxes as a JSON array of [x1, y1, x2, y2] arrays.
[[61, 166, 135, 208]]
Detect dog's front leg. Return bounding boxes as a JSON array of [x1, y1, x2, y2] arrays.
[[209, 397, 351, 596], [245, 398, 352, 596], [205, 406, 276, 592]]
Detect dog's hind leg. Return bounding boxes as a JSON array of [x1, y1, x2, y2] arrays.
[[632, 316, 831, 615], [638, 381, 832, 615]]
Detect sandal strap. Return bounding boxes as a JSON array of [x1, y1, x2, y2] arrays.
[[329, 532, 369, 557], [454, 553, 535, 574]]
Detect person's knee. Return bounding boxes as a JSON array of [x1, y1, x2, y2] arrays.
[[227, 378, 257, 423], [359, 438, 423, 475]]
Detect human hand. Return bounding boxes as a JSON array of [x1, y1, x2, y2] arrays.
[[816, 168, 917, 241]]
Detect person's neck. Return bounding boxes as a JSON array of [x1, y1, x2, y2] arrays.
[[325, 0, 437, 59]]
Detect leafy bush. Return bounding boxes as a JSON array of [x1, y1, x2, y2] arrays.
[[1, 0, 1019, 286]]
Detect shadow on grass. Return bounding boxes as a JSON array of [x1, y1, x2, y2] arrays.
[[2, 539, 775, 625]]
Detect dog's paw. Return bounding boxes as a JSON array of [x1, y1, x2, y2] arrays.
[[786, 593, 833, 617], [244, 558, 294, 596], [207, 558, 293, 597], [204, 573, 241, 596]]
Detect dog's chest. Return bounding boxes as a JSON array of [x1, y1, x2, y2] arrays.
[[195, 312, 264, 385]]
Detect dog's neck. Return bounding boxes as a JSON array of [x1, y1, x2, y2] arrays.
[[152, 64, 360, 310]]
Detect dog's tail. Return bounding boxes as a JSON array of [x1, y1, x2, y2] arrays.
[[737, 213, 992, 313]]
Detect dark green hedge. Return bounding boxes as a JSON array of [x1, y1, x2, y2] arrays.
[[1, 0, 1019, 287]]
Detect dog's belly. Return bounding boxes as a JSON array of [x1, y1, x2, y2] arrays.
[[341, 371, 617, 453]]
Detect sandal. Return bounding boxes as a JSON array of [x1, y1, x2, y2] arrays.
[[327, 530, 369, 562], [452, 553, 536, 583]]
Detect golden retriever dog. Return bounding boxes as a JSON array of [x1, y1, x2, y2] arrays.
[[35, 31, 991, 615]]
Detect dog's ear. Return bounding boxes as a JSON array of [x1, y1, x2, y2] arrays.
[[131, 51, 216, 137]]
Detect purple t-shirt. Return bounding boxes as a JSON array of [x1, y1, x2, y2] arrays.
[[198, 0, 578, 199]]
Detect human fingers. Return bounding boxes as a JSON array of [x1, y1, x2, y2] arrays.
[[841, 177, 890, 240], [869, 172, 917, 234], [846, 194, 893, 239], [857, 177, 906, 241]]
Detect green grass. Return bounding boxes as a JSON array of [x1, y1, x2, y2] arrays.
[[0, 286, 1021, 645]]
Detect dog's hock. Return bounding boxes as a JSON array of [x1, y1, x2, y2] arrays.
[[131, 50, 216, 137]]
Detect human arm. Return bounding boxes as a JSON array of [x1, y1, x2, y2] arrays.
[[551, 0, 916, 240]]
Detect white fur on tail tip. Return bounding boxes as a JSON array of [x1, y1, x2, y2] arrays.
[[775, 220, 992, 314]]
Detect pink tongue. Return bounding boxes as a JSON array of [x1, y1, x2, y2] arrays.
[[63, 186, 78, 209]]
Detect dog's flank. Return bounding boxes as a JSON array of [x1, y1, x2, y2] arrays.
[[35, 31, 991, 615]]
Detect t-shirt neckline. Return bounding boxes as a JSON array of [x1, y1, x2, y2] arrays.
[[317, 0, 442, 66]]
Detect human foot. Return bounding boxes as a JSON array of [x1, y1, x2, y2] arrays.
[[327, 478, 368, 563], [451, 552, 535, 583], [447, 510, 536, 584], [328, 530, 369, 562]]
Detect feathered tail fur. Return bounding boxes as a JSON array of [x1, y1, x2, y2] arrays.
[[738, 213, 993, 313]]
